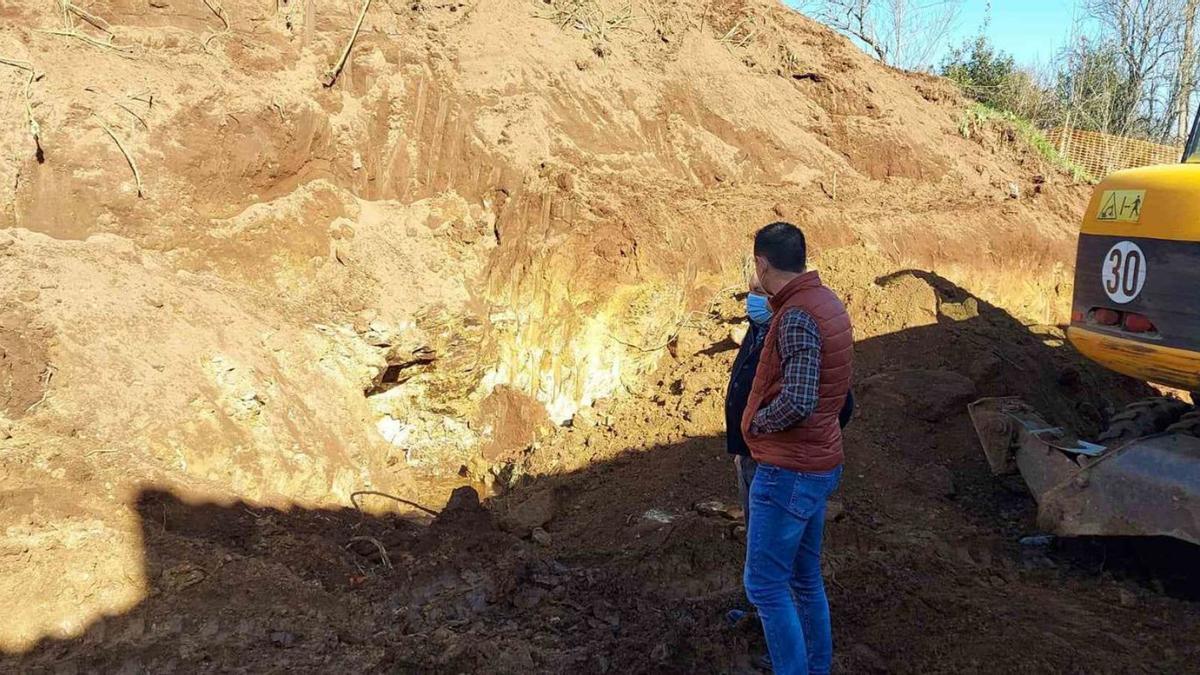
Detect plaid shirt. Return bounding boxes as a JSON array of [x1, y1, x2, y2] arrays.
[[751, 308, 823, 434]]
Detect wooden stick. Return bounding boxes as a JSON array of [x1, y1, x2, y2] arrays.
[[97, 119, 144, 197], [202, 0, 231, 50], [324, 0, 372, 87], [66, 2, 113, 34]]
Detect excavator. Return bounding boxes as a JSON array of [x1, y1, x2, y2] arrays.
[[970, 110, 1200, 546]]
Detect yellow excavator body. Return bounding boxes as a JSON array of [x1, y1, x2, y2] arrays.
[[970, 111, 1200, 546], [1067, 160, 1200, 392]]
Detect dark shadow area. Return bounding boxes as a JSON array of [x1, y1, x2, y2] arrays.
[[7, 271, 1200, 674], [699, 337, 740, 357], [1055, 536, 1200, 599]]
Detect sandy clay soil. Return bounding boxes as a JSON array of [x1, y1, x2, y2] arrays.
[[2, 0, 1200, 673], [8, 271, 1200, 674]]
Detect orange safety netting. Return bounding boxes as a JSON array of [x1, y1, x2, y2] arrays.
[[1046, 127, 1184, 178]]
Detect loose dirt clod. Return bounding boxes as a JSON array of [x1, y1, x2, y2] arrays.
[[861, 369, 978, 422]]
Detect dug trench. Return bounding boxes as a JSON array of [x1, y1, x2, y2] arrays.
[[7, 273, 1200, 674]]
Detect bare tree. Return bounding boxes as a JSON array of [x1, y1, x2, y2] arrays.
[[1175, 0, 1199, 139], [796, 0, 964, 71], [1084, 0, 1184, 137], [1055, 36, 1126, 135]]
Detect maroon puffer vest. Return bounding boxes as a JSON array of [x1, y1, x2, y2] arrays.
[[740, 271, 853, 472]]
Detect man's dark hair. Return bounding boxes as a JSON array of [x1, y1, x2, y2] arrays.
[[753, 221, 807, 273]]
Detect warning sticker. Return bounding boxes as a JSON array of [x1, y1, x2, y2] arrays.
[[1096, 190, 1146, 223]]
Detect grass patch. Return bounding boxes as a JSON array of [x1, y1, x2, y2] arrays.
[[958, 103, 1092, 183]]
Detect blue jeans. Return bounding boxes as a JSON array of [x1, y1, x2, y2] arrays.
[[744, 463, 842, 675]]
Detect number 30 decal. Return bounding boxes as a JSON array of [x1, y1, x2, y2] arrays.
[[1101, 241, 1147, 304]]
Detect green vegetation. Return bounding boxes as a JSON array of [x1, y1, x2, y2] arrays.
[[944, 37, 1042, 118], [958, 103, 1094, 182], [941, 35, 1119, 182]]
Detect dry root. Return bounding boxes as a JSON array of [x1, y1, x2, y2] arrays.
[[96, 118, 145, 198], [42, 1, 139, 58], [535, 0, 634, 54], [346, 536, 393, 571], [0, 57, 43, 159], [324, 0, 372, 87], [202, 0, 232, 51]]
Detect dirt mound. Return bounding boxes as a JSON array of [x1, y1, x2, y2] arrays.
[[0, 0, 1155, 663], [861, 370, 977, 422]]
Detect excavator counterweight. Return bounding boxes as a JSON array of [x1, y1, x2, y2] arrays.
[[973, 109, 1200, 546]]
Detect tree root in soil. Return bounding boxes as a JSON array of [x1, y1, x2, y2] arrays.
[[0, 57, 43, 160], [96, 118, 145, 197], [325, 0, 372, 87], [347, 536, 393, 570], [350, 490, 440, 517], [41, 1, 139, 58], [202, 0, 232, 52]]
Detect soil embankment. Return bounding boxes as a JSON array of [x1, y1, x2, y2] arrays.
[[4, 0, 1196, 670]]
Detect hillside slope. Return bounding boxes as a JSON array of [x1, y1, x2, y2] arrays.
[[0, 0, 1105, 653]]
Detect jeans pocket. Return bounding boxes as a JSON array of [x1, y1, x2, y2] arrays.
[[749, 465, 787, 512], [787, 473, 833, 519], [754, 464, 779, 487]]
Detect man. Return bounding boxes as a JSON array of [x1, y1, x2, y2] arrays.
[[740, 222, 852, 675], [726, 272, 776, 515], [725, 272, 854, 516], [724, 268, 854, 670]]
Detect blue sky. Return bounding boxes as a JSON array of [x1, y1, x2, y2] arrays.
[[947, 0, 1084, 66], [788, 0, 1089, 68]]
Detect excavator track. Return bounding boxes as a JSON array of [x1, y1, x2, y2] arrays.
[[1166, 410, 1200, 437], [1096, 397, 1192, 446]]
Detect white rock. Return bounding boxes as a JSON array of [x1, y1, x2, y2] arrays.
[[376, 416, 412, 446], [730, 323, 749, 346], [641, 508, 675, 524]]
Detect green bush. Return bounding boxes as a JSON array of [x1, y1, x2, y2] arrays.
[[942, 37, 1054, 124], [958, 103, 1093, 182]]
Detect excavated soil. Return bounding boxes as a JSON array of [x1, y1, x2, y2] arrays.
[[10, 275, 1200, 674], [2, 0, 1200, 672]]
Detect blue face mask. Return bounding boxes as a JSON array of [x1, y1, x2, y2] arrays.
[[746, 293, 773, 325]]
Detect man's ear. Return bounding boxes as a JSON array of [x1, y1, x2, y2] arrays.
[[753, 255, 769, 279], [754, 255, 779, 295]]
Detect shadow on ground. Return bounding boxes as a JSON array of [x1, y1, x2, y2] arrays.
[[8, 272, 1200, 674]]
